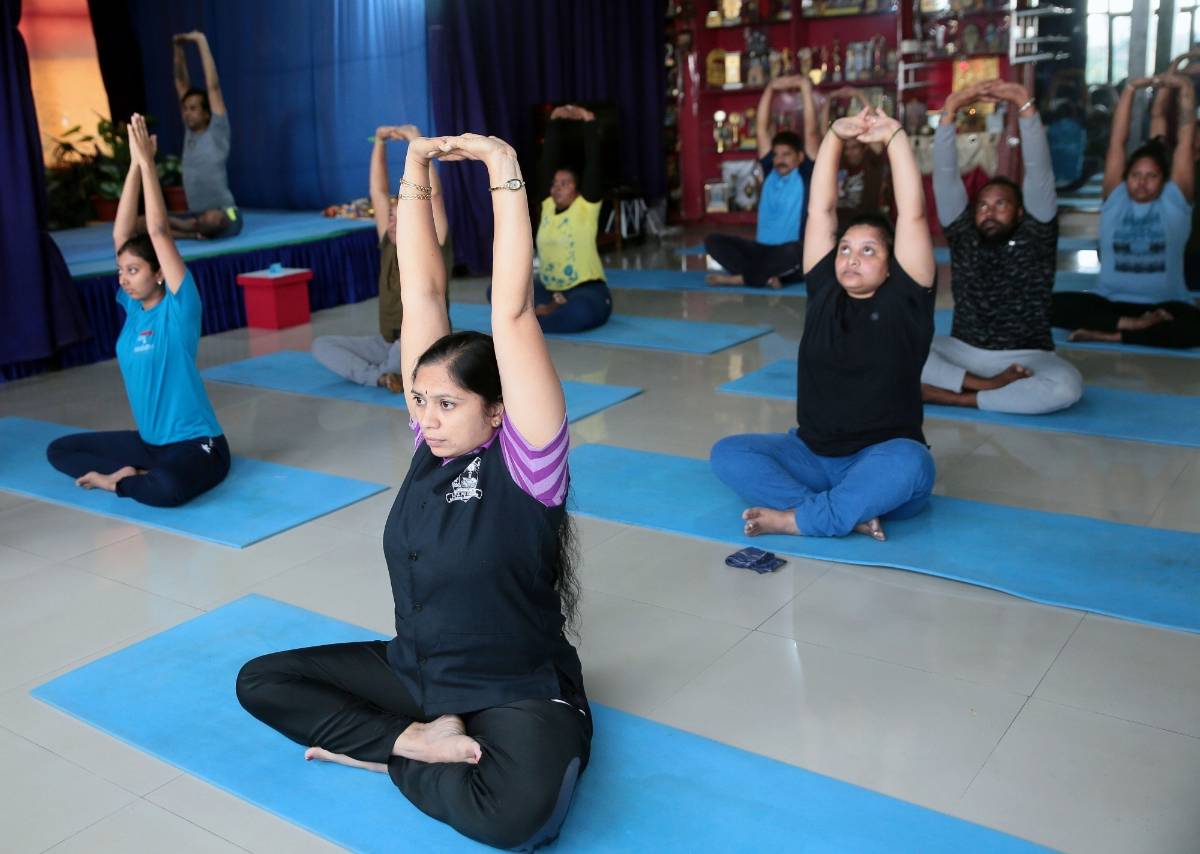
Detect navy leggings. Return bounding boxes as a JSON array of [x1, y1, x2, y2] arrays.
[[703, 234, 805, 287], [1050, 292, 1200, 349], [46, 430, 231, 507], [490, 279, 613, 334]]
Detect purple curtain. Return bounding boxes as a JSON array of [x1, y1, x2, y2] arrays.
[[427, 0, 665, 274], [0, 0, 90, 374], [87, 0, 147, 123]]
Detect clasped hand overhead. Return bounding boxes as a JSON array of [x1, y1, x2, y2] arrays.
[[831, 107, 900, 144]]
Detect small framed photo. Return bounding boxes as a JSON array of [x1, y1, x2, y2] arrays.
[[705, 181, 731, 213]]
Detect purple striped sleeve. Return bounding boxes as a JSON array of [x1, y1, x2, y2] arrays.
[[498, 413, 570, 508], [409, 418, 425, 449]]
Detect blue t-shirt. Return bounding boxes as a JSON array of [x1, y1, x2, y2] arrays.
[[115, 270, 223, 445], [1096, 182, 1192, 304], [756, 153, 813, 246]]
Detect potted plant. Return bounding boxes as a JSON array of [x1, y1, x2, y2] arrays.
[[90, 116, 130, 221], [46, 124, 98, 229], [158, 154, 188, 211]]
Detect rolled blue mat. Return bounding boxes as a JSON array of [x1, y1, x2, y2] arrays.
[[200, 351, 642, 421], [0, 417, 387, 548], [568, 444, 1200, 633], [32, 595, 1049, 853], [449, 303, 771, 354], [606, 268, 806, 297]]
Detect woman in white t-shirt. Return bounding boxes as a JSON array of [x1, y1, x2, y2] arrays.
[[1052, 74, 1200, 349]]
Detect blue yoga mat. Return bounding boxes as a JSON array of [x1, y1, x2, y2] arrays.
[[569, 445, 1200, 633], [0, 417, 387, 548], [51, 210, 376, 279], [718, 359, 1200, 448], [1058, 196, 1101, 211], [200, 351, 641, 421], [606, 268, 807, 297], [676, 243, 708, 256], [931, 307, 1200, 359], [32, 595, 1047, 854], [448, 303, 771, 354]]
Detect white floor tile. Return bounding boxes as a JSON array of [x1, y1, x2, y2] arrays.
[[44, 799, 246, 854], [1034, 614, 1200, 738], [649, 631, 1027, 813], [0, 724, 136, 854], [958, 699, 1200, 854], [0, 500, 141, 562], [760, 564, 1082, 694]]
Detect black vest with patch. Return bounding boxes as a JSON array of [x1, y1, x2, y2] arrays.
[[383, 438, 586, 717]]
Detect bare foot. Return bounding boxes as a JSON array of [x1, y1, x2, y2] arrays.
[[742, 507, 799, 536], [1118, 308, 1173, 331], [377, 372, 404, 394], [766, 276, 783, 289], [853, 517, 887, 541], [706, 273, 745, 286], [392, 714, 482, 765], [304, 747, 388, 773], [978, 363, 1033, 390], [75, 466, 137, 492], [534, 302, 561, 317], [1067, 328, 1121, 342]]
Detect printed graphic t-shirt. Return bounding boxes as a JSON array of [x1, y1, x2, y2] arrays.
[[537, 196, 606, 291], [1096, 181, 1192, 304], [115, 269, 223, 445]]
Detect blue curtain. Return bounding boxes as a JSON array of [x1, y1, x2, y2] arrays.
[[0, 0, 90, 375], [427, 0, 665, 274], [127, 0, 432, 210]]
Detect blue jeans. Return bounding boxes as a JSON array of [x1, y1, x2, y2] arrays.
[[710, 430, 935, 537]]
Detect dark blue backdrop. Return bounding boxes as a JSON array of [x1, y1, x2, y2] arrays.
[[128, 0, 433, 210], [1, 0, 90, 377], [427, 0, 666, 274]]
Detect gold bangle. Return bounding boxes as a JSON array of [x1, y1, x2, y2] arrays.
[[397, 191, 431, 201], [399, 176, 432, 193]]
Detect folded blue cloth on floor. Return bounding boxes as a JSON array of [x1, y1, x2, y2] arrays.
[[725, 546, 786, 573]]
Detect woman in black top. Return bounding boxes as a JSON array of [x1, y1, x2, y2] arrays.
[[711, 108, 937, 541], [236, 134, 591, 851]]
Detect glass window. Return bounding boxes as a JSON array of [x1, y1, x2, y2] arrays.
[[1087, 13, 1111, 84], [1113, 14, 1132, 79], [1173, 11, 1192, 59], [1089, 0, 1109, 11], [1111, 0, 1133, 13]]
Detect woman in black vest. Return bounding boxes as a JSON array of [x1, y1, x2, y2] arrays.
[[237, 133, 590, 851]]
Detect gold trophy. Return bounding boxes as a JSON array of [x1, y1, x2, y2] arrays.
[[727, 111, 744, 147], [713, 109, 729, 153], [725, 50, 743, 87], [706, 49, 728, 87]]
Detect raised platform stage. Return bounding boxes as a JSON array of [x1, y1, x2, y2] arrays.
[[5, 211, 379, 380]]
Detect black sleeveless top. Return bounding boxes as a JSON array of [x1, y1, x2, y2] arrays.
[[383, 437, 587, 717]]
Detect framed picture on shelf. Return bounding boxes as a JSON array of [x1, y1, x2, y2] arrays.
[[704, 180, 731, 212], [722, 160, 761, 211]]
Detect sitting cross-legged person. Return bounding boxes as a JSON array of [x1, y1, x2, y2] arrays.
[[1052, 74, 1200, 348], [703, 75, 819, 288], [710, 107, 936, 542], [312, 124, 452, 393], [921, 79, 1083, 413]]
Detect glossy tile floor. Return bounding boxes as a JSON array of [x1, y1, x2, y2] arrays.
[[2, 215, 1199, 853]]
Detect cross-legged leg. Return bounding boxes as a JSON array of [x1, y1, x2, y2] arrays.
[[389, 699, 592, 852], [46, 430, 155, 479], [236, 641, 420, 763], [312, 334, 394, 386], [710, 430, 832, 510], [115, 434, 231, 507], [795, 438, 935, 537]]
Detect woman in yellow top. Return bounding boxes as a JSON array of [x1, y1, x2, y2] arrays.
[[529, 104, 612, 332]]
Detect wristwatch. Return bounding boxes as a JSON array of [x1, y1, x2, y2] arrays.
[[489, 178, 526, 192]]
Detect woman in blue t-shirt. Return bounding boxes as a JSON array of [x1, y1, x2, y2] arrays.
[[46, 114, 230, 506], [1052, 74, 1200, 349]]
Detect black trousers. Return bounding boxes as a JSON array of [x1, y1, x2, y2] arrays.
[[703, 234, 804, 287], [46, 430, 231, 507], [1051, 292, 1200, 349], [236, 641, 592, 852]]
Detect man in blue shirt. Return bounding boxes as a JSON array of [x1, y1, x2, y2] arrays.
[[704, 75, 820, 288]]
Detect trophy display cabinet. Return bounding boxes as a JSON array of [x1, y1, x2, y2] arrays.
[[666, 0, 1072, 225]]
